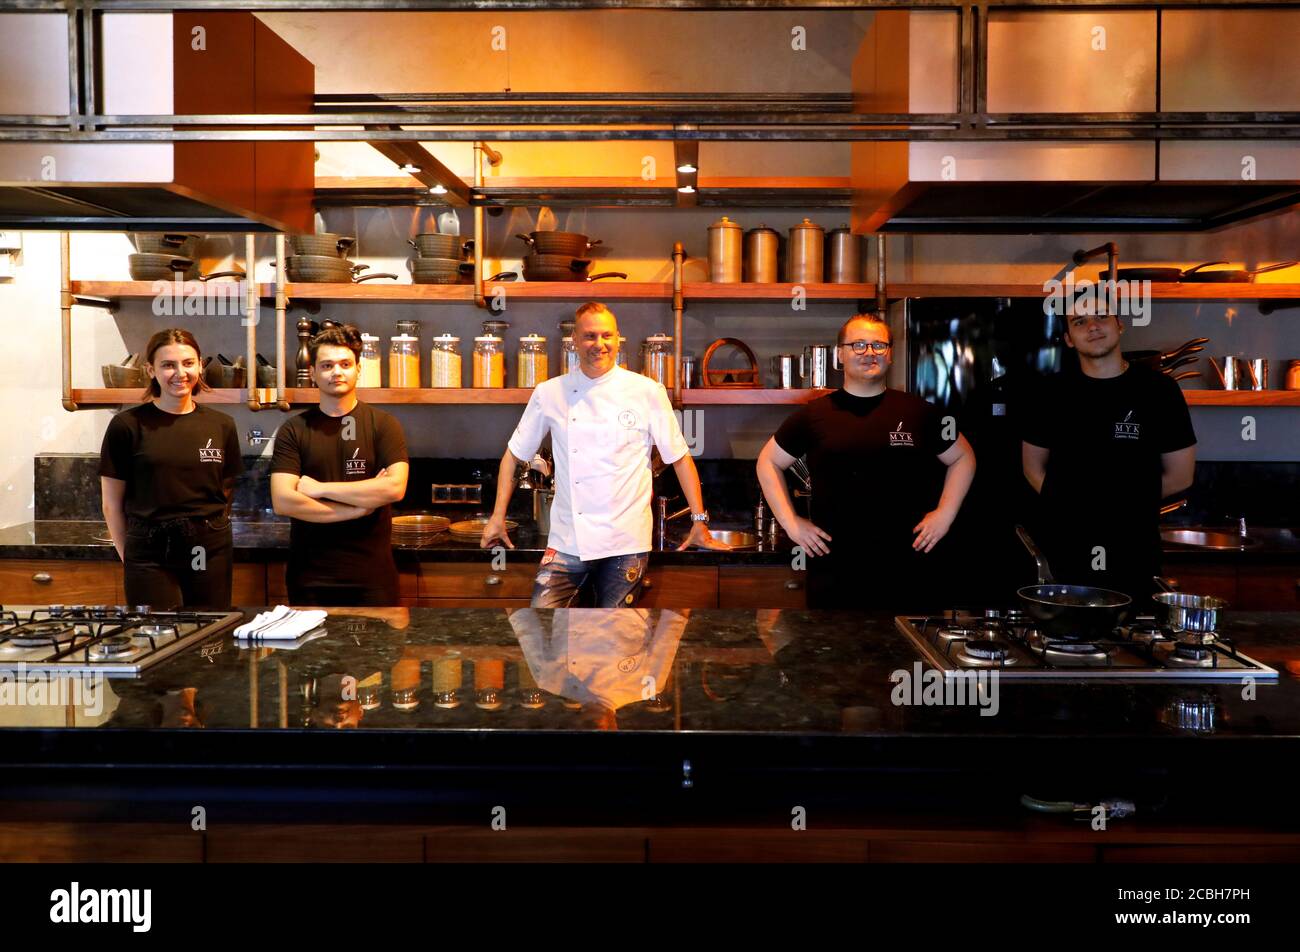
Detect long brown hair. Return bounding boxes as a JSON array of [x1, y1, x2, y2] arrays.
[[141, 328, 212, 400]]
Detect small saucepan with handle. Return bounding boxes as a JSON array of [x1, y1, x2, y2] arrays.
[[1152, 576, 1227, 643]]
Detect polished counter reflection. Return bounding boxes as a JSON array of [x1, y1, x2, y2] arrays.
[[4, 607, 1295, 737]]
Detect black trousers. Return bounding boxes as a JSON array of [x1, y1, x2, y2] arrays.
[[286, 565, 399, 608], [123, 515, 234, 610]]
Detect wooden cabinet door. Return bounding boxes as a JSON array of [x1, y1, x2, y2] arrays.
[[0, 559, 121, 604], [231, 563, 266, 606], [417, 561, 541, 600], [1161, 563, 1237, 602], [719, 565, 807, 609]]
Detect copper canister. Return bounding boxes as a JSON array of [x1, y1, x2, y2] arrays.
[[786, 218, 825, 283], [744, 225, 780, 283], [707, 215, 743, 283], [1284, 359, 1300, 390], [826, 226, 863, 283]]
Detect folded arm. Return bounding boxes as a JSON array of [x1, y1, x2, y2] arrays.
[[1161, 445, 1196, 498], [1022, 441, 1050, 494], [297, 461, 409, 509], [271, 472, 374, 523]]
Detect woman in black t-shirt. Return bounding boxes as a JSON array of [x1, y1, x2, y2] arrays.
[[99, 328, 243, 609]]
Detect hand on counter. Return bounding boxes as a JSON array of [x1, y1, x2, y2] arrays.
[[480, 514, 515, 550], [912, 509, 954, 553], [679, 522, 732, 551], [785, 517, 831, 556]]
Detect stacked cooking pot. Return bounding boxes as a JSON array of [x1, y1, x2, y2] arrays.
[[408, 232, 475, 285], [287, 233, 396, 284], [128, 233, 201, 280], [517, 231, 624, 283]]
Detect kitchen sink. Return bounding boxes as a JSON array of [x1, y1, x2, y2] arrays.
[[1161, 528, 1262, 551]]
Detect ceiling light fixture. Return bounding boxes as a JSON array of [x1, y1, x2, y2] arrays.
[[399, 163, 420, 174], [429, 184, 447, 195], [677, 162, 697, 174]]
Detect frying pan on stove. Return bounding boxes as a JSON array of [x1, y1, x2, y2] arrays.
[[1015, 526, 1132, 640]]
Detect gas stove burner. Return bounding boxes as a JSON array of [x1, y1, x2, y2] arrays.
[[956, 638, 1015, 667], [88, 634, 138, 660], [1041, 640, 1113, 666], [937, 626, 979, 642], [134, 624, 178, 638], [7, 622, 77, 648], [1126, 623, 1168, 646], [1166, 642, 1216, 668]]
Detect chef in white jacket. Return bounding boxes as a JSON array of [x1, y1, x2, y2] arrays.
[[481, 301, 725, 607]]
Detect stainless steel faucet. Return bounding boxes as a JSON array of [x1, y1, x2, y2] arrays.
[[655, 495, 692, 549]]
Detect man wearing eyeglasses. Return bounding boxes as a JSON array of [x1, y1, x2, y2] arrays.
[[1022, 310, 1196, 607], [756, 314, 976, 610]]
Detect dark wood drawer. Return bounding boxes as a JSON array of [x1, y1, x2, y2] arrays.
[[639, 565, 718, 608], [0, 559, 121, 604], [265, 561, 417, 601], [1235, 565, 1300, 611], [417, 561, 541, 599], [231, 563, 266, 606], [719, 565, 807, 609]]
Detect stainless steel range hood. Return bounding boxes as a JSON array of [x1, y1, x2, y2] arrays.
[[0, 11, 314, 233], [852, 9, 1300, 234]]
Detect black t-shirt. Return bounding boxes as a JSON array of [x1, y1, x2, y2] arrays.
[[1022, 363, 1196, 591], [270, 401, 408, 586], [774, 388, 956, 570], [98, 403, 243, 522]]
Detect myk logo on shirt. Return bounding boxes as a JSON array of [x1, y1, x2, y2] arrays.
[[198, 437, 223, 463], [888, 421, 914, 447], [1114, 410, 1141, 440], [345, 446, 368, 475]]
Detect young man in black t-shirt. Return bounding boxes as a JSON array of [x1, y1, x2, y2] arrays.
[[1023, 310, 1196, 607], [756, 314, 977, 611], [270, 326, 409, 606]]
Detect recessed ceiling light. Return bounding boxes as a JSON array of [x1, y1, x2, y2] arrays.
[[677, 163, 697, 174], [399, 163, 420, 174], [678, 184, 696, 194], [429, 184, 447, 195]]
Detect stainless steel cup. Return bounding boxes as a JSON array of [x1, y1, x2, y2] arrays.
[[1244, 358, 1268, 391], [801, 344, 832, 388], [772, 354, 797, 389], [1209, 357, 1240, 390]]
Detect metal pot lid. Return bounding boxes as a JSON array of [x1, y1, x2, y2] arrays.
[[791, 218, 824, 232], [828, 225, 857, 236], [709, 215, 742, 231], [747, 224, 779, 235]]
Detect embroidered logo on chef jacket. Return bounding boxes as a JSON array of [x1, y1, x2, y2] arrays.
[[618, 409, 639, 428], [198, 437, 223, 463], [345, 446, 368, 475], [1114, 410, 1141, 440], [888, 421, 915, 446]]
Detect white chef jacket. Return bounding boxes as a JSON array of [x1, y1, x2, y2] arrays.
[[507, 364, 689, 561]]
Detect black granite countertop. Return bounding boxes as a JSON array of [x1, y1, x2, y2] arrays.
[[0, 519, 1297, 566], [2, 607, 1297, 824]]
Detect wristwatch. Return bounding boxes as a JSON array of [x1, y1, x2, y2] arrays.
[[690, 511, 710, 524]]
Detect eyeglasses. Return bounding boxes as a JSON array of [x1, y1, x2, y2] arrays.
[[839, 340, 891, 355]]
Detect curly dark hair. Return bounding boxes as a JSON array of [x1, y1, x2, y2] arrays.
[[308, 323, 364, 365]]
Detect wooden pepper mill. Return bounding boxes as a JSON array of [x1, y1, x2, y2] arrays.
[[296, 318, 344, 385]]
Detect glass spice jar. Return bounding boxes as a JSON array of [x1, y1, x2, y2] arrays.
[[472, 335, 505, 388]]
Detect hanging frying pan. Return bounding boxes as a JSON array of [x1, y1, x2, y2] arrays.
[[1112, 262, 1227, 282], [1178, 260, 1299, 283]]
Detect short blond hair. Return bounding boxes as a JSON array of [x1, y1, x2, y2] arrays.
[[574, 301, 616, 327], [837, 313, 890, 346]]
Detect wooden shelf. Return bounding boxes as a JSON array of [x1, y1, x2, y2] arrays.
[[71, 280, 274, 299], [285, 282, 473, 302], [681, 388, 830, 405], [70, 388, 250, 406], [1182, 390, 1300, 406], [685, 282, 876, 301], [286, 388, 534, 404], [483, 281, 671, 301]]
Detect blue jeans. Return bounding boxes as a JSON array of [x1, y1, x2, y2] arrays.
[[530, 550, 650, 608]]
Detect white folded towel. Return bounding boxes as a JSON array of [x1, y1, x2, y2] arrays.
[[234, 605, 328, 641]]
